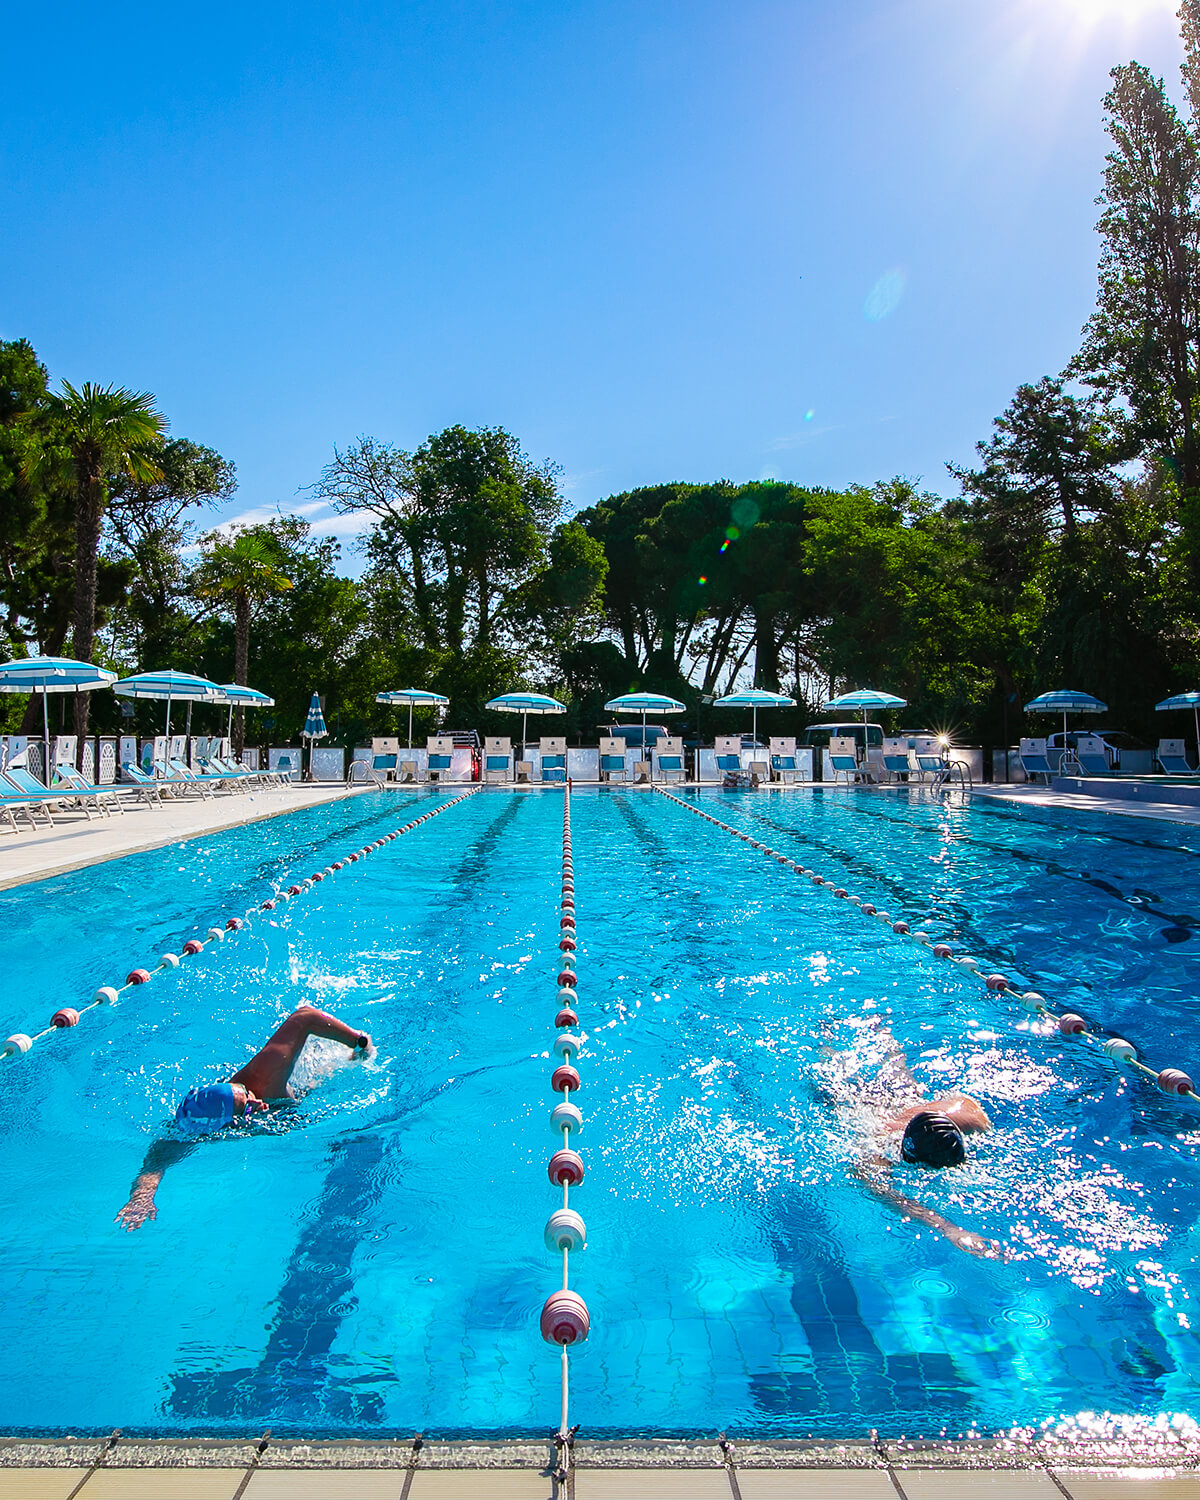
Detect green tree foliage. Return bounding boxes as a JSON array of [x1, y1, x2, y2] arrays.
[[194, 521, 296, 751], [23, 381, 167, 745], [313, 426, 605, 722], [1070, 57, 1200, 572], [107, 439, 237, 671]]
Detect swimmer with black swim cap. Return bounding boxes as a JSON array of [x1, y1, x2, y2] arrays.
[[900, 1109, 967, 1167], [821, 1020, 1004, 1258]]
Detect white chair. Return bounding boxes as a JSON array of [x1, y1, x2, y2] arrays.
[[539, 736, 567, 783], [484, 735, 512, 783], [654, 735, 686, 784], [1157, 738, 1195, 774], [1018, 737, 1056, 784], [599, 736, 628, 783], [829, 736, 867, 785]]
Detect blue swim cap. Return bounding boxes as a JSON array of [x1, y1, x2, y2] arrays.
[[175, 1082, 236, 1133]]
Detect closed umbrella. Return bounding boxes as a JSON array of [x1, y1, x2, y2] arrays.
[[376, 687, 449, 753], [1024, 689, 1107, 741], [111, 669, 221, 748], [822, 687, 907, 725], [604, 691, 686, 752], [713, 687, 795, 748], [301, 692, 327, 779], [484, 691, 566, 757], [0, 656, 117, 784], [1155, 691, 1200, 760]]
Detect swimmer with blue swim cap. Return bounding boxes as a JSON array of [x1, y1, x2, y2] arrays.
[[116, 1005, 372, 1230]]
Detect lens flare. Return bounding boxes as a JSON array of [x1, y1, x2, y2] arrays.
[[865, 268, 906, 322]]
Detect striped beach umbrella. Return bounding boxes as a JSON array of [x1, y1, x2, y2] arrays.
[[0, 656, 117, 783], [1155, 690, 1200, 756], [216, 683, 275, 740], [485, 691, 566, 756], [111, 669, 222, 738], [604, 691, 686, 749], [376, 687, 449, 751], [713, 687, 796, 746], [822, 687, 907, 724], [1024, 689, 1107, 740]]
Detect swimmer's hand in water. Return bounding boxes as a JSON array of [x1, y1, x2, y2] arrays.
[[115, 1187, 158, 1232], [353, 1032, 374, 1058], [948, 1226, 1007, 1259]]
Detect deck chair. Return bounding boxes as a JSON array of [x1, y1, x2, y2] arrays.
[[396, 758, 423, 783], [881, 737, 912, 783], [167, 758, 222, 796], [0, 770, 59, 826], [1157, 738, 1195, 773], [715, 753, 742, 777], [1069, 734, 1112, 776], [53, 765, 126, 816], [749, 760, 769, 787], [656, 753, 685, 784], [372, 753, 398, 782], [1018, 737, 1056, 784], [768, 737, 799, 785], [829, 736, 866, 786], [426, 753, 452, 782], [484, 736, 512, 784], [599, 737, 628, 783], [539, 736, 567, 784], [515, 760, 533, 783], [906, 737, 945, 785], [118, 763, 165, 806], [599, 754, 627, 783]]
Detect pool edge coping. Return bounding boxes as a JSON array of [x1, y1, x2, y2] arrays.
[[2, 1434, 1198, 1471]]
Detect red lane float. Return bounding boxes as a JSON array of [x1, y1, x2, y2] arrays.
[[650, 784, 1199, 1111], [1, 788, 481, 1066]]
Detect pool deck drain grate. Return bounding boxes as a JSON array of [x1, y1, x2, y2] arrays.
[[2, 1437, 1199, 1497]]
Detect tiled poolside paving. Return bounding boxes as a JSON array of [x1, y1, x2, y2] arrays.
[[3, 1439, 1200, 1499]]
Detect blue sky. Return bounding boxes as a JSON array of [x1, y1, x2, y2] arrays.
[[0, 0, 1186, 557]]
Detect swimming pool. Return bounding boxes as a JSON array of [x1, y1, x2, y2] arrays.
[[1, 784, 1199, 1439]]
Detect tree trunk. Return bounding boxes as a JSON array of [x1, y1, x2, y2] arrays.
[[232, 591, 250, 755], [71, 458, 105, 761], [753, 610, 781, 690]]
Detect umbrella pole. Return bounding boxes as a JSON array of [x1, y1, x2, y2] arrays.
[[522, 711, 528, 759], [43, 689, 50, 787], [408, 702, 414, 755], [753, 706, 758, 747], [1194, 705, 1199, 766]]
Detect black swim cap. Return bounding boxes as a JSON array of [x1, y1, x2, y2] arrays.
[[901, 1110, 966, 1167]]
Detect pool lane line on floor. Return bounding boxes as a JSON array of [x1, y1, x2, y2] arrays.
[[542, 784, 588, 1482], [652, 786, 1200, 1112], [764, 790, 1200, 946], [0, 787, 481, 1068]]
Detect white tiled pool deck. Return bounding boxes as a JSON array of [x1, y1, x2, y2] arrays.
[[3, 1437, 1200, 1498], [0, 781, 367, 891]]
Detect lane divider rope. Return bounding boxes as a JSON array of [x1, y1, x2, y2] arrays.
[[652, 786, 1198, 1103], [1, 789, 480, 1062], [541, 779, 589, 1448]]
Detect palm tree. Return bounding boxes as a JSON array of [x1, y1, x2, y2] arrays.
[[25, 381, 167, 747], [195, 526, 293, 753]]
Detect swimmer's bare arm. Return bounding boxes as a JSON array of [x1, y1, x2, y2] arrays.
[[853, 1153, 1005, 1259], [115, 1139, 194, 1231]]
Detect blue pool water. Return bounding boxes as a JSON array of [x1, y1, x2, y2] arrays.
[[2, 784, 1200, 1438]]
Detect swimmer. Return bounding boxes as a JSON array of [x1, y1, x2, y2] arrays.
[[823, 1020, 1003, 1258], [115, 1005, 372, 1231]]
